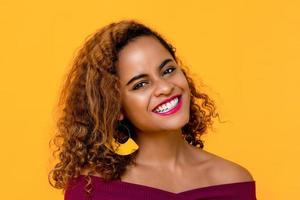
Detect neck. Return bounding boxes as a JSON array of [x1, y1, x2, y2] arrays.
[[134, 129, 192, 169]]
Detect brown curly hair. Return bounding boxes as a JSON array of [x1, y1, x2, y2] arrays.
[[48, 19, 220, 197]]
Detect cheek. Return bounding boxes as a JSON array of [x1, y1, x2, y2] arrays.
[[176, 73, 190, 91], [177, 74, 191, 102], [121, 93, 149, 115]]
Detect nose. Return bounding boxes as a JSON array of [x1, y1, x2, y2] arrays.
[[153, 78, 174, 97]]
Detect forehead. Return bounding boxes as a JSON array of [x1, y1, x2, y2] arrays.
[[116, 36, 174, 81]]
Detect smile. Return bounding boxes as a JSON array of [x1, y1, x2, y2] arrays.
[[153, 95, 182, 116]]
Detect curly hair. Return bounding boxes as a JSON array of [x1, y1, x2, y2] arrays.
[[48, 19, 220, 198]]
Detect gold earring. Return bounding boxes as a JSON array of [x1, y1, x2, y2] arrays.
[[104, 120, 139, 156]]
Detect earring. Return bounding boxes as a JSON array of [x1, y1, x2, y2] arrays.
[[104, 120, 139, 156]]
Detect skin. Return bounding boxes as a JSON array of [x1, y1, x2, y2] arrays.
[[116, 35, 191, 168], [83, 36, 254, 193]]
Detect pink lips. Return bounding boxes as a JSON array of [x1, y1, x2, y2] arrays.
[[153, 95, 182, 116]]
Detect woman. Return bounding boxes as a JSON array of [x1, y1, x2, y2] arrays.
[[49, 20, 257, 200]]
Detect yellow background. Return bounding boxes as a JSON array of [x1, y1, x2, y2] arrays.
[[0, 0, 299, 199]]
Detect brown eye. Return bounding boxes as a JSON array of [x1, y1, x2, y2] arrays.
[[163, 67, 176, 75], [133, 81, 148, 90]]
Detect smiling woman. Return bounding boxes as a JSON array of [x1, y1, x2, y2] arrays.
[[48, 20, 257, 200]]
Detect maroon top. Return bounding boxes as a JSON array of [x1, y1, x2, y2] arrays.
[[65, 175, 257, 200]]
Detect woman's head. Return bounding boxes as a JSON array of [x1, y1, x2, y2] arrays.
[[48, 19, 218, 195], [117, 35, 190, 135]]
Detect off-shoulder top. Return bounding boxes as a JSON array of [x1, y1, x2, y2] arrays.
[[65, 175, 257, 200]]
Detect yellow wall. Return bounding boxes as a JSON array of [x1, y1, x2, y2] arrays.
[[0, 0, 299, 199]]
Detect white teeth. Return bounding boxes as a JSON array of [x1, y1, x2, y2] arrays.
[[154, 97, 179, 113]]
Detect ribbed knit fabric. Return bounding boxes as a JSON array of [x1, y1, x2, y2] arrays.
[[65, 175, 257, 200]]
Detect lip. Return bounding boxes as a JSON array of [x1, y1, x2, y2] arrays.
[[153, 95, 183, 116], [152, 94, 182, 112]]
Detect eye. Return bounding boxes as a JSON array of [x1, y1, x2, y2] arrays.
[[132, 67, 176, 90], [163, 67, 176, 75], [132, 81, 148, 90]]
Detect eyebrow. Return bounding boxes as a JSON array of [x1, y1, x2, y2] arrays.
[[126, 58, 173, 86]]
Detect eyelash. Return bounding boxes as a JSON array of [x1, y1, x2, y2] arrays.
[[132, 67, 176, 90]]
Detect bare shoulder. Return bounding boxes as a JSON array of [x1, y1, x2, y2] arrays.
[[200, 149, 254, 184]]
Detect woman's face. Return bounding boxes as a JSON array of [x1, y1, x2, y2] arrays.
[[116, 36, 190, 134]]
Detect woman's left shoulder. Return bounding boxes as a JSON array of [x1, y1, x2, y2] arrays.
[[200, 150, 254, 184]]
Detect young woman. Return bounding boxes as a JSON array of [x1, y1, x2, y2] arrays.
[[49, 20, 257, 200]]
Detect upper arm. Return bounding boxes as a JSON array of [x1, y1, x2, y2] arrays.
[[225, 162, 254, 182], [211, 158, 254, 184]]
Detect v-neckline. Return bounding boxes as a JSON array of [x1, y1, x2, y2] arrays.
[[85, 175, 255, 195]]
